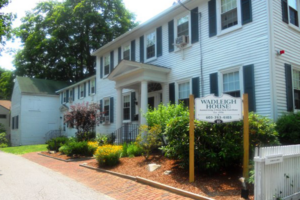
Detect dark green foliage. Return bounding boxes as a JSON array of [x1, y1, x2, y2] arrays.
[[0, 70, 13, 100], [122, 142, 128, 157], [46, 136, 69, 151], [127, 142, 143, 157], [0, 123, 5, 133], [14, 0, 137, 82], [107, 133, 116, 144], [0, 0, 15, 54], [0, 132, 8, 147], [95, 134, 108, 146], [161, 112, 279, 173], [61, 141, 90, 156], [76, 131, 95, 142], [276, 112, 300, 145]]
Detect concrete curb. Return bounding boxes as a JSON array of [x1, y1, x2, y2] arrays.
[[38, 152, 94, 162], [79, 163, 214, 200]]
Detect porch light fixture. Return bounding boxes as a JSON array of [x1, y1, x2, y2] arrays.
[[276, 50, 285, 55]]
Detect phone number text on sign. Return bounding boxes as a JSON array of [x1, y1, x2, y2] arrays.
[[195, 94, 243, 123]]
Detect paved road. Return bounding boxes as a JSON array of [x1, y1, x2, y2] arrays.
[[0, 151, 114, 200]]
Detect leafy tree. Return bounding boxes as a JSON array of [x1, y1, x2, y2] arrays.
[[0, 69, 13, 99], [0, 0, 16, 54], [64, 102, 102, 137], [14, 0, 137, 82]]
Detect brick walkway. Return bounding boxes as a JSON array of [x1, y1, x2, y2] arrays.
[[23, 153, 192, 200]]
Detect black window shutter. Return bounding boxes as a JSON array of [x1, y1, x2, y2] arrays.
[[168, 20, 174, 52], [191, 7, 199, 43], [100, 57, 103, 78], [110, 51, 114, 73], [282, 0, 288, 24], [243, 64, 256, 112], [72, 88, 75, 101], [12, 117, 14, 129], [140, 36, 144, 63], [78, 85, 80, 99], [66, 89, 69, 102], [208, 0, 217, 37], [94, 79, 96, 94], [88, 80, 91, 96], [99, 99, 103, 112], [169, 83, 175, 104], [84, 83, 86, 97], [241, 0, 252, 25], [157, 26, 162, 57], [210, 73, 219, 96], [131, 92, 136, 121], [285, 64, 293, 112], [61, 93, 63, 104], [192, 77, 200, 98], [110, 97, 114, 123], [118, 47, 121, 63], [16, 116, 18, 129], [99, 99, 103, 123], [131, 40, 136, 61]]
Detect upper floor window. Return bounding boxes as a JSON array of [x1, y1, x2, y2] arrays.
[[69, 89, 73, 101], [178, 81, 190, 107], [104, 99, 110, 118], [293, 69, 300, 109], [63, 91, 67, 103], [177, 15, 189, 37], [223, 71, 240, 97], [123, 44, 130, 60], [123, 94, 131, 121], [289, 0, 299, 26], [221, 0, 238, 30], [80, 84, 84, 98], [146, 31, 156, 60], [104, 55, 110, 76], [0, 114, 6, 119], [91, 79, 96, 94]]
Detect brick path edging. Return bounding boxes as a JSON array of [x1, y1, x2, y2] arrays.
[[38, 152, 94, 162], [80, 163, 214, 200]]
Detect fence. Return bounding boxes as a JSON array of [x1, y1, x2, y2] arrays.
[[113, 123, 139, 145], [254, 145, 300, 200]]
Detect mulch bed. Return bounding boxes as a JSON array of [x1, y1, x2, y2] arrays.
[[40, 151, 92, 161], [86, 155, 254, 200]]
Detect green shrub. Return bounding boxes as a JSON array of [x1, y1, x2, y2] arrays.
[[94, 145, 123, 167], [136, 125, 162, 160], [0, 132, 8, 145], [161, 112, 279, 173], [87, 141, 98, 155], [0, 143, 8, 148], [122, 142, 128, 157], [59, 145, 72, 155], [95, 134, 108, 146], [63, 141, 89, 156], [0, 123, 6, 133], [127, 142, 143, 157], [276, 112, 300, 145], [76, 131, 96, 141], [46, 136, 69, 151]]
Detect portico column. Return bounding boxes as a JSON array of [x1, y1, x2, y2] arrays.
[[140, 81, 148, 125], [162, 83, 168, 105], [116, 87, 122, 129]]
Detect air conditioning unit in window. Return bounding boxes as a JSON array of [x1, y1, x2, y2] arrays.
[[175, 35, 188, 47], [103, 116, 110, 125]]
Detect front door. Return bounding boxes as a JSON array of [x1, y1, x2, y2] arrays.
[[148, 97, 155, 110]]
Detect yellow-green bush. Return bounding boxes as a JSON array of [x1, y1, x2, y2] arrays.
[[87, 141, 98, 155], [94, 145, 123, 167]]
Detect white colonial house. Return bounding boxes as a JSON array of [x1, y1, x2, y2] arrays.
[[12, 0, 300, 145], [10, 76, 69, 146]]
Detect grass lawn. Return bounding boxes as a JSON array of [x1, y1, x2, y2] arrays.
[[0, 144, 47, 155]]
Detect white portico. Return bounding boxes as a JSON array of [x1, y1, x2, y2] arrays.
[[108, 60, 171, 129]]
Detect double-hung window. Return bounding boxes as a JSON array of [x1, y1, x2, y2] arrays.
[[104, 99, 110, 118], [289, 0, 299, 26], [146, 31, 156, 60], [177, 15, 189, 38], [223, 71, 240, 97], [221, 0, 238, 30], [63, 91, 67, 103], [123, 44, 130, 60], [293, 69, 300, 109], [178, 82, 190, 107], [80, 84, 84, 98], [123, 95, 131, 121], [104, 55, 110, 76], [69, 90, 73, 101], [91, 79, 95, 94]]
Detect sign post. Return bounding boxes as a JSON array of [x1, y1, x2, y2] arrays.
[[189, 94, 195, 183], [243, 94, 249, 179]]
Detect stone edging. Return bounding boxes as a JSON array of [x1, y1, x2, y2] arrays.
[[38, 152, 94, 162], [79, 163, 214, 200]]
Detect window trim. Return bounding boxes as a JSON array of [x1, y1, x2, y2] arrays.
[[218, 65, 244, 97], [80, 84, 85, 99], [90, 79, 96, 95], [122, 43, 131, 61], [63, 91, 67, 103], [69, 89, 73, 101], [144, 30, 157, 62], [122, 93, 131, 123], [287, 0, 300, 30], [175, 78, 192, 104], [174, 11, 192, 50], [292, 64, 300, 112], [102, 97, 111, 124], [103, 54, 110, 77], [216, 0, 242, 36]]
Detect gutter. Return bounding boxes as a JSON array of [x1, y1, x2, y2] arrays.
[[56, 75, 96, 93]]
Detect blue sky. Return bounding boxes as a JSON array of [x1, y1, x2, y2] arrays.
[[0, 0, 176, 70]]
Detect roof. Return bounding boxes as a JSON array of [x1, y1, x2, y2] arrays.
[[0, 100, 11, 110], [16, 76, 70, 95], [56, 75, 96, 93]]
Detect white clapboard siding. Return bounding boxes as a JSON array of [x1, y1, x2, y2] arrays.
[[254, 145, 300, 200]]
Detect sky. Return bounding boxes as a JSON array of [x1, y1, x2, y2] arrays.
[[0, 0, 176, 71]]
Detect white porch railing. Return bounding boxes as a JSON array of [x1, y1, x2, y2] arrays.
[[254, 145, 300, 200]]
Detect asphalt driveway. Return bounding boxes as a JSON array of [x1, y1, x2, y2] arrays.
[[0, 151, 114, 200]]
